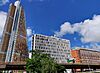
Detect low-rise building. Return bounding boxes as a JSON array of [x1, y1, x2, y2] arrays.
[[71, 47, 100, 65], [32, 34, 71, 64]]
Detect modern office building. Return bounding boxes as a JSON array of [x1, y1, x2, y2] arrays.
[[71, 47, 100, 65], [0, 0, 28, 63], [32, 34, 71, 64]]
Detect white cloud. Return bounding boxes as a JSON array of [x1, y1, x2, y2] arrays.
[[54, 15, 100, 43], [54, 22, 74, 37], [81, 45, 85, 48], [27, 27, 32, 37], [83, 43, 100, 51], [0, 0, 9, 6], [90, 43, 100, 51], [28, 37, 32, 42], [80, 15, 100, 43], [0, 11, 7, 39]]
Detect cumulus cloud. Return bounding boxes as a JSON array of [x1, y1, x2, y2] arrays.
[[54, 15, 100, 43], [27, 27, 32, 37], [80, 15, 100, 43], [28, 37, 32, 42], [84, 43, 100, 51], [0, 11, 7, 39], [54, 22, 74, 37], [0, 0, 9, 6], [90, 43, 100, 51]]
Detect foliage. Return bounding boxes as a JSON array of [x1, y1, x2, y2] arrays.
[[26, 50, 66, 73]]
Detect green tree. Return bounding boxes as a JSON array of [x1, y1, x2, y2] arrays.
[[26, 50, 66, 73]]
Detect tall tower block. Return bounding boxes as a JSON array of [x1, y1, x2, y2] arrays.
[[0, 1, 28, 62]]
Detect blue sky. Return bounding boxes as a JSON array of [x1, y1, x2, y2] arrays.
[[0, 0, 100, 50]]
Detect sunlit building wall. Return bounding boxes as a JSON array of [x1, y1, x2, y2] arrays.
[[71, 48, 100, 65], [0, 1, 28, 62], [32, 34, 71, 64]]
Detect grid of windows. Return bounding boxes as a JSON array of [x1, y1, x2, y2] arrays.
[[32, 34, 71, 64], [71, 48, 100, 65], [0, 2, 28, 62], [80, 49, 100, 64]]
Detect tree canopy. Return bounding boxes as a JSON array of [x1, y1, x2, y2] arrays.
[[26, 50, 66, 73]]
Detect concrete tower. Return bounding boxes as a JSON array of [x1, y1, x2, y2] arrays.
[[0, 0, 28, 63]]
